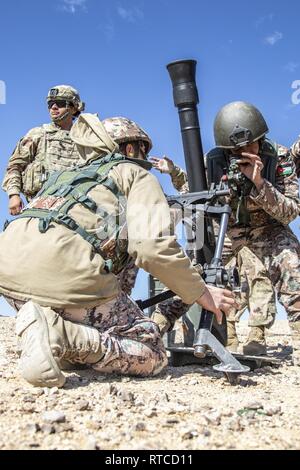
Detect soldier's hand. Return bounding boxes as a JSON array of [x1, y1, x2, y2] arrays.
[[237, 153, 264, 189], [9, 195, 24, 216], [150, 156, 175, 174], [196, 285, 238, 325]]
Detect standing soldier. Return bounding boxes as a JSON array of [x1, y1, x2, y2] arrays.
[[2, 85, 85, 215], [152, 101, 300, 363], [150, 155, 277, 355], [211, 101, 300, 360]]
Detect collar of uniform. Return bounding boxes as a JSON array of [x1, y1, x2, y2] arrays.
[[127, 158, 152, 171], [42, 122, 71, 134]]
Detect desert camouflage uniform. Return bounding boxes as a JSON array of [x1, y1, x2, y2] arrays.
[[2, 122, 85, 200], [290, 138, 300, 179], [117, 257, 139, 296], [5, 292, 167, 377], [225, 246, 276, 327], [170, 143, 300, 324]]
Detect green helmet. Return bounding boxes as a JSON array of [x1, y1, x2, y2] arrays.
[[47, 85, 85, 118], [214, 101, 269, 149], [102, 117, 153, 154]]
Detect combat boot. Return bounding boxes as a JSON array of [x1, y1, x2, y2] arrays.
[[16, 301, 104, 388], [58, 359, 88, 371], [290, 322, 300, 366], [226, 321, 239, 352], [243, 326, 267, 356]]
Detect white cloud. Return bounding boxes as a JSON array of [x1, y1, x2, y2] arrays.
[[117, 4, 144, 23], [61, 0, 88, 14], [264, 31, 283, 46], [284, 62, 299, 73], [104, 21, 115, 42], [255, 13, 274, 28]]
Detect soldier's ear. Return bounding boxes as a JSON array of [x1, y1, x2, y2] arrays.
[[70, 106, 79, 117], [125, 143, 135, 158]]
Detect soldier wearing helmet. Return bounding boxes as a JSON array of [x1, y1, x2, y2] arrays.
[[209, 101, 300, 359], [2, 85, 86, 215], [0, 113, 235, 387], [151, 101, 300, 363], [102, 116, 152, 165]]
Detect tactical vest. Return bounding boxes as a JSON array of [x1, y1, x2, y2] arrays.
[[206, 138, 278, 186], [22, 124, 83, 198], [15, 153, 140, 274]]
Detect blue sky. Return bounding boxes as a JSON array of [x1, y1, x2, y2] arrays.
[[0, 0, 299, 317]]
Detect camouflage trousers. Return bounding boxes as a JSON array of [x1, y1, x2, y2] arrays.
[[150, 246, 278, 330], [5, 291, 168, 378], [117, 258, 191, 334], [225, 246, 277, 327], [147, 227, 299, 331], [231, 227, 300, 324]]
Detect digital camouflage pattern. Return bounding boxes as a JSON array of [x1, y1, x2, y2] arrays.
[[170, 165, 190, 193], [290, 322, 300, 366], [117, 257, 139, 296], [116, 206, 188, 330], [2, 122, 85, 199], [225, 246, 276, 327], [170, 164, 277, 327], [5, 290, 167, 378], [290, 138, 300, 179], [151, 295, 190, 332], [0, 115, 207, 379], [149, 249, 276, 333], [170, 142, 300, 324], [102, 117, 153, 154]]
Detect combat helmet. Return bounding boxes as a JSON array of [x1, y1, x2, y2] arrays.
[[214, 101, 269, 149], [102, 117, 153, 155], [47, 85, 85, 118]]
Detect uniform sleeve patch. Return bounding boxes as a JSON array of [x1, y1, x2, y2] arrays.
[[276, 164, 293, 176]]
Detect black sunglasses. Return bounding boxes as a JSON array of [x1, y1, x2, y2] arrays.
[[48, 100, 69, 109]]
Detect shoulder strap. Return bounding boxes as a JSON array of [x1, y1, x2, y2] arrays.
[[13, 153, 135, 272]]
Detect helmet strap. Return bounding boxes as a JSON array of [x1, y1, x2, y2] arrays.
[[51, 102, 74, 123]]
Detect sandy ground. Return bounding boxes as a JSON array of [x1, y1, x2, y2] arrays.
[[0, 316, 299, 450]]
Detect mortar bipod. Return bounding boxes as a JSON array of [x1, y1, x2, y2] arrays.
[[193, 209, 250, 382]]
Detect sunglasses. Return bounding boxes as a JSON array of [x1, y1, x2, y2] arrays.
[[47, 100, 69, 109]]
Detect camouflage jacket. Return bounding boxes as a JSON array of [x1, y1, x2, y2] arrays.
[[170, 142, 300, 251], [2, 122, 85, 199], [290, 138, 300, 178]]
